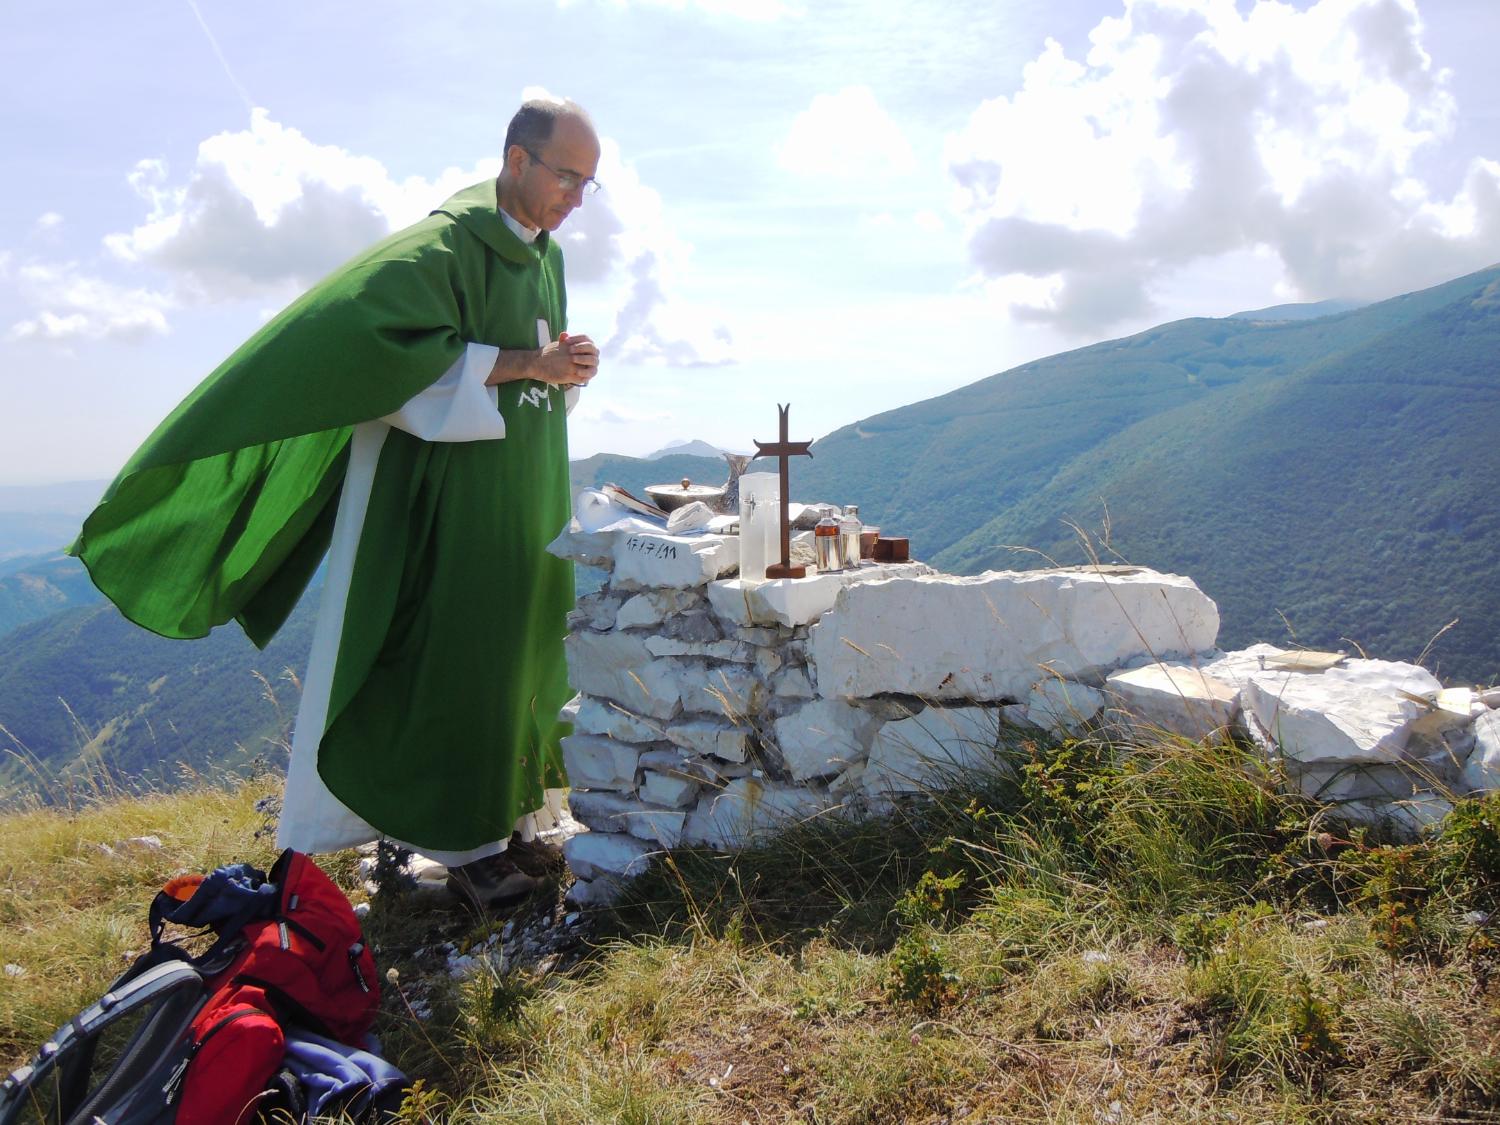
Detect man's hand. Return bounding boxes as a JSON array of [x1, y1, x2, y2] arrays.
[[543, 332, 598, 387], [487, 332, 599, 387]]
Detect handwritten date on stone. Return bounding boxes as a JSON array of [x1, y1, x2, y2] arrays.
[[624, 537, 679, 560]]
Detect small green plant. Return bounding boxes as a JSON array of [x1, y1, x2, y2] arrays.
[[895, 869, 966, 926], [885, 932, 959, 1014]]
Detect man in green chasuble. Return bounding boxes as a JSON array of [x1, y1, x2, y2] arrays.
[[72, 98, 602, 906]]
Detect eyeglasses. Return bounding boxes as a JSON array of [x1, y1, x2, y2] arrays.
[[525, 150, 601, 196]]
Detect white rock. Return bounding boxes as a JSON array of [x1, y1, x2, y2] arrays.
[[571, 696, 664, 743], [666, 501, 716, 534], [641, 770, 701, 808], [1025, 679, 1105, 733], [1460, 710, 1500, 794], [1106, 662, 1239, 740], [1286, 761, 1422, 803], [644, 635, 754, 662], [560, 733, 642, 790], [1340, 792, 1454, 838], [566, 876, 627, 908], [565, 631, 684, 720], [1197, 645, 1291, 691], [613, 531, 739, 591], [546, 521, 616, 568], [563, 831, 656, 881], [862, 705, 1009, 795], [707, 565, 925, 630], [772, 699, 884, 781], [677, 662, 761, 720], [615, 588, 703, 631], [664, 611, 722, 644], [568, 591, 623, 632], [569, 790, 686, 847], [809, 567, 1219, 702], [4, 964, 25, 978], [639, 749, 731, 782], [771, 666, 816, 700], [681, 777, 840, 849], [663, 720, 751, 762], [1241, 659, 1443, 765]]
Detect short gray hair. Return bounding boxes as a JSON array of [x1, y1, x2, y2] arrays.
[[504, 98, 590, 156]]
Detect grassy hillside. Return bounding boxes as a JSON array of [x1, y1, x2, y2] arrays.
[[795, 266, 1500, 685], [6, 731, 1500, 1123], [0, 553, 102, 637], [0, 598, 313, 804]]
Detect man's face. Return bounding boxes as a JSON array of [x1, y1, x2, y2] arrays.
[[509, 115, 601, 232]]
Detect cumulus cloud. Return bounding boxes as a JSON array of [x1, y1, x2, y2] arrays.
[[6, 262, 173, 343], [780, 86, 916, 179], [104, 109, 486, 295], [10, 107, 728, 365], [947, 0, 1500, 334]]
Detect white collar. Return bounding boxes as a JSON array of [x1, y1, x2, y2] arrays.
[[498, 206, 540, 245]]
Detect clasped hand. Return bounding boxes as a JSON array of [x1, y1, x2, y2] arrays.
[[536, 332, 598, 387]]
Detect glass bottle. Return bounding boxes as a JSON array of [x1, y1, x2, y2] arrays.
[[840, 505, 863, 567]]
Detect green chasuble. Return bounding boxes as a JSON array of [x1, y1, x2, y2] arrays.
[[72, 180, 575, 855]]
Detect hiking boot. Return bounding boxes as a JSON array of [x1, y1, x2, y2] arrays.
[[504, 832, 564, 877], [445, 851, 544, 911]]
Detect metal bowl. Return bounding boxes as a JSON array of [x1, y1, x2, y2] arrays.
[[645, 477, 726, 512]]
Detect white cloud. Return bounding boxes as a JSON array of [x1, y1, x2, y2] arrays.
[[947, 0, 1500, 334], [779, 86, 916, 179], [6, 262, 173, 342], [16, 108, 729, 366], [33, 212, 64, 234], [104, 109, 486, 295]]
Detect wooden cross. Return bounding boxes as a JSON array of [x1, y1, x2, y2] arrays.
[[753, 403, 814, 579]]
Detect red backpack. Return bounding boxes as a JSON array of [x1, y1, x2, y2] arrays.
[[145, 849, 382, 1125]]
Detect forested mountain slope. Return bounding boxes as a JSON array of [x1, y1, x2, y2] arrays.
[[794, 265, 1500, 683]]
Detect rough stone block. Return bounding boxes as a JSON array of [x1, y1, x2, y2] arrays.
[[568, 591, 623, 632], [644, 636, 754, 662], [707, 565, 927, 630], [572, 696, 664, 743], [566, 631, 681, 719], [1105, 662, 1239, 740], [613, 531, 738, 590], [1461, 710, 1500, 794], [663, 720, 751, 762], [641, 769, 701, 808], [616, 588, 704, 630], [569, 790, 685, 847], [772, 699, 884, 781], [546, 522, 615, 569], [1025, 678, 1105, 733], [861, 705, 1009, 795], [681, 777, 840, 849], [771, 666, 816, 700], [563, 831, 655, 881], [677, 663, 761, 720], [560, 733, 641, 791], [639, 749, 726, 782], [809, 567, 1219, 702], [1241, 659, 1443, 765], [565, 876, 625, 908]]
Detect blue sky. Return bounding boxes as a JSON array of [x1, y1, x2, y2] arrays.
[[2, 0, 1497, 484]]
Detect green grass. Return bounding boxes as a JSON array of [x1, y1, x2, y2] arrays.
[[6, 730, 1500, 1122]]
